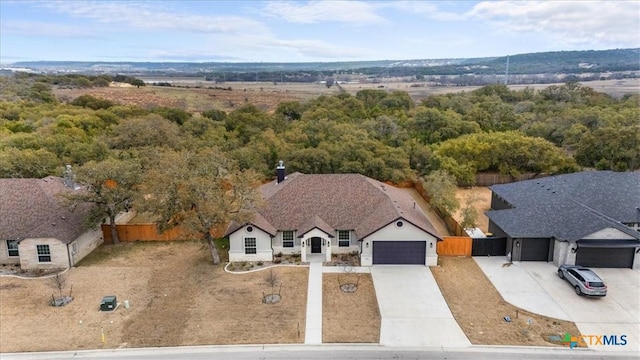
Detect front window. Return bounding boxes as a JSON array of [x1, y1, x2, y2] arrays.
[[36, 244, 51, 262], [244, 238, 256, 254], [338, 230, 350, 247], [282, 231, 294, 248], [6, 240, 19, 257]]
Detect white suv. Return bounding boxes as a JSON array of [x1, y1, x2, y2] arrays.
[[558, 265, 607, 297]]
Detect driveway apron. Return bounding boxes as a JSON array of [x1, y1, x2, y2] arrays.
[[371, 266, 470, 347], [474, 257, 640, 353]]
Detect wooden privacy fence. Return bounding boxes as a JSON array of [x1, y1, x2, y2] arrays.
[[474, 173, 548, 187], [102, 224, 192, 244], [413, 181, 467, 237], [437, 236, 472, 256]]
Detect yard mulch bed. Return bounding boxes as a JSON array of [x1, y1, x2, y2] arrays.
[[322, 273, 380, 343], [0, 241, 308, 352], [431, 256, 583, 347]]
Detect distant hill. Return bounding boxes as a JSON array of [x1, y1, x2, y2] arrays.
[[5, 48, 639, 77]]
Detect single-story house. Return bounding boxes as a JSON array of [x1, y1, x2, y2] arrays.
[[0, 176, 104, 270], [225, 164, 441, 266], [486, 171, 640, 269]]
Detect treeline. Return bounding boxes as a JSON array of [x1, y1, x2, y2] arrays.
[[0, 80, 638, 184], [0, 73, 145, 99]]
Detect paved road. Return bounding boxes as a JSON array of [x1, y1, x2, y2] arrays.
[[1, 345, 635, 360]]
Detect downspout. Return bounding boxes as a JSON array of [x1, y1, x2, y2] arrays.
[[66, 243, 73, 269]]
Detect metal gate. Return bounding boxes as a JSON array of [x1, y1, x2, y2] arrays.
[[472, 237, 507, 256]]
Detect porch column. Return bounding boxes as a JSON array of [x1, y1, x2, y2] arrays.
[[301, 239, 307, 263], [325, 238, 332, 262]]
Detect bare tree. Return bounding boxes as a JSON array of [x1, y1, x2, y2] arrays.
[[460, 191, 484, 229], [49, 273, 67, 298], [264, 268, 280, 294]]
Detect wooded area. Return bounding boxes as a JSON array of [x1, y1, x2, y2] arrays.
[[1, 75, 638, 184]]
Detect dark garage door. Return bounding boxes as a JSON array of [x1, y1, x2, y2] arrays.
[[576, 248, 635, 268], [373, 241, 426, 265], [520, 238, 550, 261]]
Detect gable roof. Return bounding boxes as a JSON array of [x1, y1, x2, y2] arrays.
[[226, 173, 440, 240], [0, 177, 93, 244], [486, 171, 640, 241]]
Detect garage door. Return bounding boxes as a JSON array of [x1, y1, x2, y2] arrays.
[[373, 241, 426, 265], [576, 247, 635, 268], [520, 238, 550, 261]]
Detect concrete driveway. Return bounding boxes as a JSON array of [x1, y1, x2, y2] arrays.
[[474, 257, 640, 353], [370, 266, 470, 347]]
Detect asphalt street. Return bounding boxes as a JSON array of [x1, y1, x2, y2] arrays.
[[0, 345, 636, 360]]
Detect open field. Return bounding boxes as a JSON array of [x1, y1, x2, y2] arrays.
[[54, 78, 640, 114], [0, 242, 308, 352]]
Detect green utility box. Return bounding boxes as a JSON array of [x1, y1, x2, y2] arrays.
[[100, 295, 117, 311]]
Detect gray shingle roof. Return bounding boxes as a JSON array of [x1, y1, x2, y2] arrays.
[[226, 173, 440, 240], [486, 171, 640, 241], [0, 177, 93, 244]]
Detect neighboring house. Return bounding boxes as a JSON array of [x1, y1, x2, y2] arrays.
[[0, 176, 103, 270], [225, 164, 441, 266], [486, 171, 640, 269]]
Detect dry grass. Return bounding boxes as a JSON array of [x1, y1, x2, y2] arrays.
[[0, 241, 308, 352], [431, 257, 583, 347], [322, 273, 380, 343], [54, 78, 640, 116], [453, 187, 492, 233]]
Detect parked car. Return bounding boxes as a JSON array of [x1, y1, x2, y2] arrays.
[[557, 265, 607, 296]]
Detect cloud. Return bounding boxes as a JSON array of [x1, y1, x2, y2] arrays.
[[38, 0, 269, 35], [262, 0, 387, 25], [385, 1, 464, 21], [467, 1, 640, 47], [0, 20, 95, 37]]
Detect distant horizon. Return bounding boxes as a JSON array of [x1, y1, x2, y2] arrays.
[[1, 1, 638, 63], [3, 47, 638, 67]]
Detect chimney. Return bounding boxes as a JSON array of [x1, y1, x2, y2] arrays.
[[276, 160, 286, 184], [63, 165, 75, 188]]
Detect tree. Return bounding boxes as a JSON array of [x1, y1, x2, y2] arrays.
[[137, 148, 262, 264], [325, 77, 335, 88], [28, 82, 57, 103], [106, 114, 182, 150], [68, 158, 143, 244], [422, 170, 459, 216], [459, 192, 484, 229]]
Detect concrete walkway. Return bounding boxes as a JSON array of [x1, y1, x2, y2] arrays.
[[304, 255, 323, 344]]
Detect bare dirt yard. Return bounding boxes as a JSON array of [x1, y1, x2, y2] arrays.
[[322, 273, 380, 343], [431, 256, 582, 347], [453, 187, 492, 233], [0, 241, 308, 352]]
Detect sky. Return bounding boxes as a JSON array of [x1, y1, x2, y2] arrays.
[[1, 0, 639, 64]]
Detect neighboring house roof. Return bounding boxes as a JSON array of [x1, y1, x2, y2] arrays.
[[0, 176, 93, 244], [227, 173, 440, 240], [486, 171, 640, 241]]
